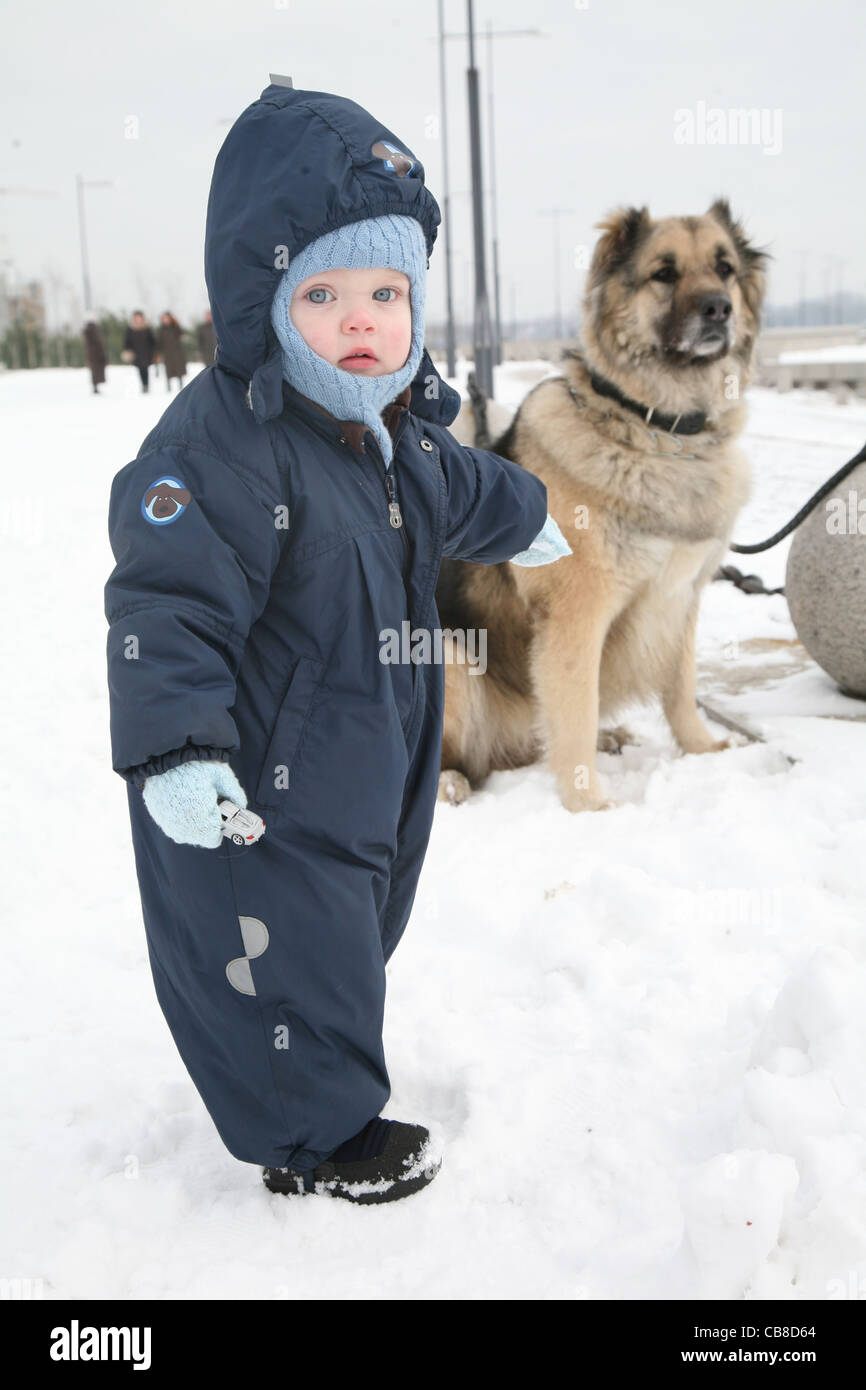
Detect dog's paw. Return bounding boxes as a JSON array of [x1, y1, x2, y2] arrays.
[[677, 732, 732, 755], [687, 735, 731, 754], [560, 787, 614, 814], [597, 725, 637, 755], [438, 769, 472, 805]]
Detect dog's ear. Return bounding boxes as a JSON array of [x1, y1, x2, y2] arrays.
[[707, 198, 771, 319], [589, 205, 652, 287], [706, 198, 771, 271]]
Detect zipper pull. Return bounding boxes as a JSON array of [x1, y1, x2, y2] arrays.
[[384, 472, 403, 528]]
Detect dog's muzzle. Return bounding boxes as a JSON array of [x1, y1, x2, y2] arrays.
[[671, 294, 734, 359]]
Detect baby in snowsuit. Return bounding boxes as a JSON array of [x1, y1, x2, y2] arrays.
[[104, 83, 570, 1203]]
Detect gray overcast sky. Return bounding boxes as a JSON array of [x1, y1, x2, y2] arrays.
[[2, 0, 863, 331]]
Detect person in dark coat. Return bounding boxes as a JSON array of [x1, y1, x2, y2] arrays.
[[196, 309, 217, 365], [82, 312, 106, 393], [157, 311, 187, 391], [103, 83, 570, 1204], [123, 311, 156, 392]]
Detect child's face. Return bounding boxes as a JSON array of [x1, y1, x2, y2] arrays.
[[289, 267, 412, 376]]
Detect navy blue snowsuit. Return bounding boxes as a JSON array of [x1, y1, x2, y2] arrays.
[[104, 84, 548, 1172]]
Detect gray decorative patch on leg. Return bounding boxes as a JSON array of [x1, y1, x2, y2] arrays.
[[226, 916, 270, 995]]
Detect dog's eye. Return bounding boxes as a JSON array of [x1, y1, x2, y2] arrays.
[[717, 260, 735, 278], [650, 266, 678, 284]]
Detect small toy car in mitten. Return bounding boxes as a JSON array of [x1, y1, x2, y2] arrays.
[[218, 798, 266, 846]]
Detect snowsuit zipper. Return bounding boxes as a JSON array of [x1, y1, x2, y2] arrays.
[[361, 419, 412, 580], [384, 470, 403, 531], [359, 421, 420, 731]]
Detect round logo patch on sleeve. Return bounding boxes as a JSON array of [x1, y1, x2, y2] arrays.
[[371, 139, 415, 178], [141, 475, 191, 525]]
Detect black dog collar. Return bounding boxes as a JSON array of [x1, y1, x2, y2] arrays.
[[587, 369, 707, 436]]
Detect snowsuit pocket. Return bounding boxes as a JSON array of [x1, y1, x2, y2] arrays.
[[254, 656, 327, 808]]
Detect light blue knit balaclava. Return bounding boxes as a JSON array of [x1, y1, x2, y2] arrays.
[[270, 214, 427, 468]]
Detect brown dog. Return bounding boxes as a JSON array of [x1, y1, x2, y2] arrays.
[[437, 198, 769, 812]]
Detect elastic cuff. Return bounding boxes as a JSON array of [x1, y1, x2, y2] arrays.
[[122, 744, 234, 791], [508, 512, 573, 567]]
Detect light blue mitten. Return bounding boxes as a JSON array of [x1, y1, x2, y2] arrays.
[[142, 759, 248, 849], [509, 513, 573, 567]]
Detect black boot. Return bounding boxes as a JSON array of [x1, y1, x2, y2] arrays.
[[262, 1118, 441, 1204]]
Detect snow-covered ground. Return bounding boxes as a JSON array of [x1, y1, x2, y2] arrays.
[[2, 360, 865, 1301]]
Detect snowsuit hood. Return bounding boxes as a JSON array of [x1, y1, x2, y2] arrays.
[[204, 83, 460, 427]]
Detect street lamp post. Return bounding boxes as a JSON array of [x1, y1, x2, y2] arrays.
[[539, 207, 575, 343], [485, 22, 542, 366], [436, 0, 457, 379], [76, 173, 113, 314], [793, 249, 810, 327], [486, 19, 501, 368], [437, 15, 544, 393], [465, 0, 493, 399]]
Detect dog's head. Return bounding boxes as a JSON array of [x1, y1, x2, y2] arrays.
[[581, 200, 770, 405]]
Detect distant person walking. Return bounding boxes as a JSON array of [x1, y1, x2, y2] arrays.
[[196, 309, 217, 365], [123, 310, 157, 393], [82, 312, 106, 394], [157, 311, 187, 392]]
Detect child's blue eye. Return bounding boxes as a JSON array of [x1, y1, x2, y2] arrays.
[[305, 287, 399, 304]]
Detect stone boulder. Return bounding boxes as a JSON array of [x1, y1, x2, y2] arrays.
[[785, 460, 866, 698]]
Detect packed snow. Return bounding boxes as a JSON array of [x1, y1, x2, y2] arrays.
[[2, 359, 865, 1300]]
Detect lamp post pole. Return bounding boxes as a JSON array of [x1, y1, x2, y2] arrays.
[[465, 0, 493, 399], [437, 0, 457, 379], [76, 173, 113, 313]]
